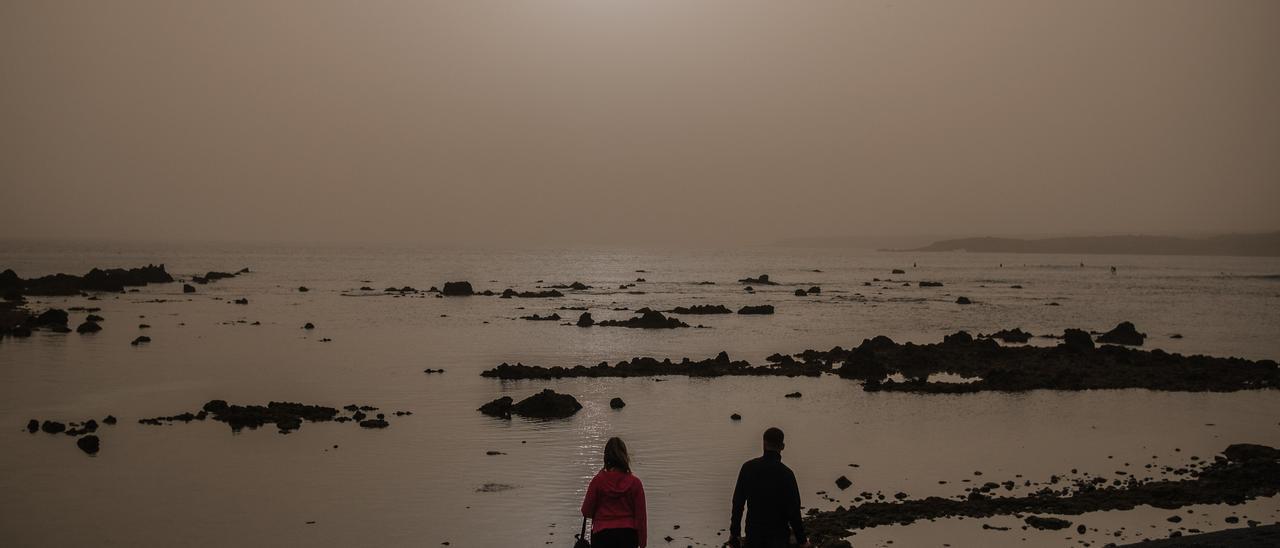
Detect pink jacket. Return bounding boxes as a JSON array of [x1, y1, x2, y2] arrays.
[[581, 469, 647, 547]]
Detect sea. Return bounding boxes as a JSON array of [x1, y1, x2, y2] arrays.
[[1, 241, 1278, 547]]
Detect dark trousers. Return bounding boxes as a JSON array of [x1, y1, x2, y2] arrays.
[[591, 527, 639, 548], [744, 533, 792, 548]]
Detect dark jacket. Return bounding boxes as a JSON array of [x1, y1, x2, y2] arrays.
[[730, 450, 806, 545]]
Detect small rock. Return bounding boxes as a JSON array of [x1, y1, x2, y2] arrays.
[[76, 435, 100, 455]]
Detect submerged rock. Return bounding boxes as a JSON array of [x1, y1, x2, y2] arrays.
[[76, 321, 101, 334], [955, 296, 972, 305], [478, 396, 514, 419], [737, 305, 775, 315], [919, 281, 944, 287], [130, 335, 151, 346], [520, 313, 561, 321], [669, 304, 731, 314]]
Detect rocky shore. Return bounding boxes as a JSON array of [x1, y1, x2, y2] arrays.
[[481, 352, 827, 379], [804, 444, 1280, 547]]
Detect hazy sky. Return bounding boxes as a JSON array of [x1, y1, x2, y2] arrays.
[[2, 1, 1277, 246]]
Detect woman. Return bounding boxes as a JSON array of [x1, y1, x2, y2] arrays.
[[581, 437, 648, 548]]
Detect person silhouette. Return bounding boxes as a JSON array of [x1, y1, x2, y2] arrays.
[[582, 437, 648, 548], [727, 428, 809, 548]]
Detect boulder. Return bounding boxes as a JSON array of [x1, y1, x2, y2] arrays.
[[297, 286, 309, 292], [41, 420, 66, 434], [441, 281, 475, 296], [737, 305, 775, 315], [955, 296, 972, 305], [76, 435, 100, 455], [576, 312, 595, 327], [730, 413, 742, 421], [359, 419, 390, 429], [919, 281, 944, 287], [609, 397, 626, 409], [76, 321, 101, 334], [835, 476, 853, 490], [597, 311, 688, 329], [794, 289, 807, 297], [26, 419, 39, 433], [892, 269, 906, 274], [1097, 321, 1146, 346], [511, 389, 583, 419], [303, 322, 315, 330]]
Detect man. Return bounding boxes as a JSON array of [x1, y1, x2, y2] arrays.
[[727, 427, 810, 548]]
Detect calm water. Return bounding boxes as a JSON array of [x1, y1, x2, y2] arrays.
[[2, 242, 1279, 547]]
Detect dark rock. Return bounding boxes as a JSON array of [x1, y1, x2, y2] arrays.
[[103, 415, 117, 425], [983, 328, 1033, 343], [738, 274, 778, 285], [183, 284, 196, 293], [892, 269, 906, 274], [482, 352, 828, 380], [730, 413, 742, 421], [297, 286, 309, 292], [423, 368, 446, 374], [85, 314, 104, 322], [76, 321, 101, 334], [1025, 516, 1072, 530], [835, 476, 853, 490], [7, 264, 174, 296], [41, 420, 66, 434], [670, 304, 731, 314], [737, 305, 775, 315], [956, 296, 972, 305], [597, 310, 688, 329], [943, 331, 974, 345], [26, 419, 39, 433], [609, 397, 626, 409], [441, 281, 474, 296], [520, 313, 561, 321], [233, 298, 249, 305], [359, 419, 389, 429], [575, 312, 595, 327], [478, 396, 514, 419], [511, 389, 583, 419], [303, 322, 315, 330], [1098, 321, 1146, 346], [76, 435, 100, 455], [1062, 329, 1095, 351], [807, 286, 821, 294], [130, 336, 151, 346], [785, 392, 802, 398], [919, 281, 944, 287], [795, 289, 808, 296]]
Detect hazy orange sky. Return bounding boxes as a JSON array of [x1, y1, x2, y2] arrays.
[[2, 1, 1277, 246]]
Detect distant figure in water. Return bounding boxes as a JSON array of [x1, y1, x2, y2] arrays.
[[727, 428, 810, 548], [582, 437, 648, 548]]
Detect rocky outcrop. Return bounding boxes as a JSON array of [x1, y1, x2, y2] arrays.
[[804, 444, 1280, 546], [669, 305, 732, 315], [478, 390, 582, 420], [597, 311, 689, 329], [828, 326, 1277, 393], [138, 400, 391, 434], [2, 264, 175, 295], [738, 274, 778, 285], [481, 352, 827, 379]]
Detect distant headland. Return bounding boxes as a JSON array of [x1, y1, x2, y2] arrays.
[[890, 231, 1280, 257]]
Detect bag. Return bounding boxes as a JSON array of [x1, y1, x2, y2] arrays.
[[573, 517, 590, 548]]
